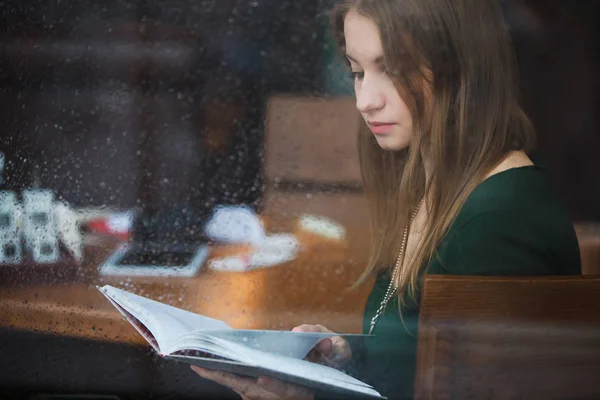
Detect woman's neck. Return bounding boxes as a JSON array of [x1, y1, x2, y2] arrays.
[[419, 150, 533, 207], [485, 150, 534, 179]]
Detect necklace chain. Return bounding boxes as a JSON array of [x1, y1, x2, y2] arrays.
[[368, 200, 422, 335]]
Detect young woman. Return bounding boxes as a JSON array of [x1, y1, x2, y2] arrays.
[[191, 0, 581, 398]]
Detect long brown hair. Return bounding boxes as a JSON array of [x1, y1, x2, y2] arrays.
[[331, 0, 536, 307]]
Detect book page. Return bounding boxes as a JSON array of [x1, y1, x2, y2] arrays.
[[200, 329, 361, 359], [101, 285, 369, 359], [100, 288, 162, 353], [165, 334, 259, 365], [100, 285, 157, 328], [99, 285, 231, 352], [167, 335, 372, 388], [169, 336, 382, 397], [99, 286, 168, 349]]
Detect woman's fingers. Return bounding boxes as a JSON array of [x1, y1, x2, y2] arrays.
[[292, 324, 321, 333], [315, 337, 333, 354], [305, 347, 326, 364], [191, 366, 272, 399], [330, 336, 352, 365], [292, 324, 334, 356], [303, 337, 333, 364], [292, 324, 331, 333], [190, 366, 255, 391], [313, 337, 351, 367], [257, 376, 314, 399], [293, 325, 352, 367], [190, 366, 313, 399]]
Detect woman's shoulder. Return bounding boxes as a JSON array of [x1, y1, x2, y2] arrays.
[[455, 165, 559, 227], [431, 166, 581, 276]]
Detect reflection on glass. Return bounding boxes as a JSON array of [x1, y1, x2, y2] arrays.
[[31, 212, 49, 226], [0, 213, 10, 228], [0, 1, 597, 399]]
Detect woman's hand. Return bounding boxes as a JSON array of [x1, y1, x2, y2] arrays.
[[190, 366, 314, 400], [292, 324, 352, 369]]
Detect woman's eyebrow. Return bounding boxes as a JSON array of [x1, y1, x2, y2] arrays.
[[345, 53, 385, 65]]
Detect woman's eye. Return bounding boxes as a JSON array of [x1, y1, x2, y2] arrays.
[[350, 71, 364, 81]]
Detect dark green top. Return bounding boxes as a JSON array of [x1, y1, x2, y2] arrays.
[[355, 166, 581, 400]]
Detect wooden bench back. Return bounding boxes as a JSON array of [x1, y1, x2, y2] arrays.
[[415, 275, 600, 400], [263, 95, 361, 185], [261, 95, 370, 234]]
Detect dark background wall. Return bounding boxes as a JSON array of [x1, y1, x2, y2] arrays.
[[512, 0, 599, 221]]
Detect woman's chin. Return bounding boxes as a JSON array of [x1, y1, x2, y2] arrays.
[[375, 135, 410, 151]]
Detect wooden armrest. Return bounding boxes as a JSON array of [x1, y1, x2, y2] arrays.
[[415, 275, 600, 400]]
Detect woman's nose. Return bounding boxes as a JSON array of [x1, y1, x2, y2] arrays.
[[356, 78, 385, 114]]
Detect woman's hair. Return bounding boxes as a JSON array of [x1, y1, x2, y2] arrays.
[[331, 0, 536, 307]]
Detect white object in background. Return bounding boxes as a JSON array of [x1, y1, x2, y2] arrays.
[[208, 255, 249, 272], [0, 191, 23, 264], [22, 189, 60, 263], [298, 214, 346, 241], [209, 234, 300, 272], [53, 201, 84, 262], [205, 206, 266, 245], [106, 211, 134, 236], [250, 234, 299, 267]]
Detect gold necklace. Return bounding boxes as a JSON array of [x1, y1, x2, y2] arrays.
[[368, 200, 423, 335]]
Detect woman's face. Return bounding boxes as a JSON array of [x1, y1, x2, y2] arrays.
[[344, 10, 413, 151]]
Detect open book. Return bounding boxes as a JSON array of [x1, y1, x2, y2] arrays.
[[98, 285, 384, 398]]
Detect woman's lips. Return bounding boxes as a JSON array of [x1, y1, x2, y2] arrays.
[[368, 122, 396, 135]]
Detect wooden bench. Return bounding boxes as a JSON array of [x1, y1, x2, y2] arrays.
[[415, 275, 600, 399]]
